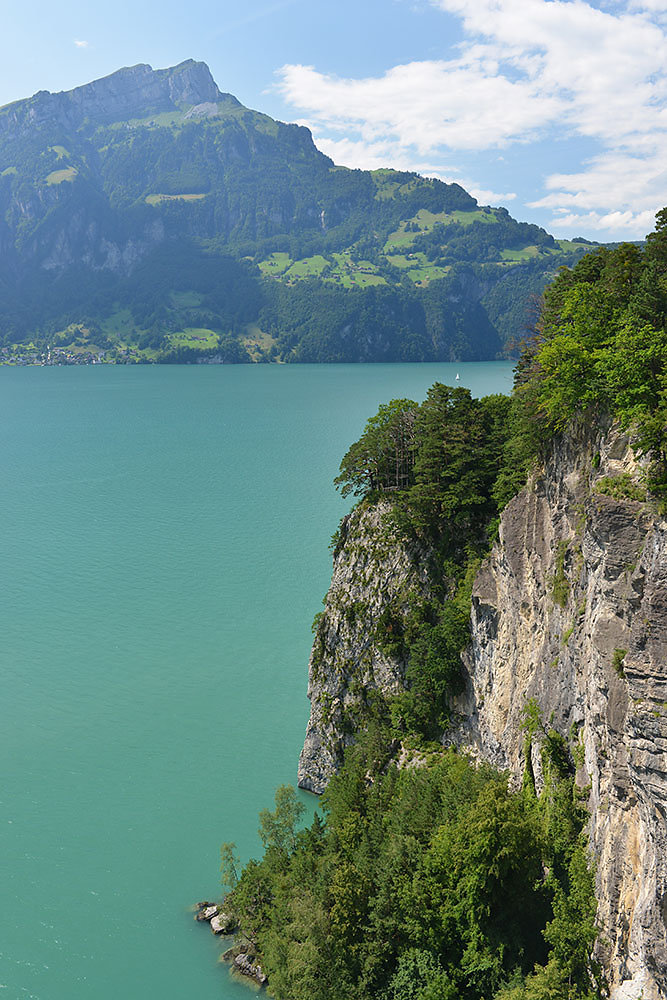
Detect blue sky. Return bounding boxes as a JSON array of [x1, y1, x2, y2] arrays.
[[2, 0, 666, 242]]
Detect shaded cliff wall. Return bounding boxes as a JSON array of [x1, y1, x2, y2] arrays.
[[459, 424, 667, 1000], [298, 424, 667, 998]]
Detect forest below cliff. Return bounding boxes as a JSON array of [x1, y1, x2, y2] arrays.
[[0, 61, 597, 364], [213, 212, 667, 1000]]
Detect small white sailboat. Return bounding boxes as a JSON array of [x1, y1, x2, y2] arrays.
[[455, 372, 460, 381]]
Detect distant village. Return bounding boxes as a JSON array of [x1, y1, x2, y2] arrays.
[[0, 345, 144, 366]]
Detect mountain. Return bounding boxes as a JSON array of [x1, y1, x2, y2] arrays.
[[0, 60, 599, 363]]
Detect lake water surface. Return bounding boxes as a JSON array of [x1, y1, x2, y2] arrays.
[[0, 362, 513, 999]]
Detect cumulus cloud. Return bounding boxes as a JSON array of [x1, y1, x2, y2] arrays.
[[73, 40, 89, 48], [276, 0, 667, 236], [279, 61, 562, 153]]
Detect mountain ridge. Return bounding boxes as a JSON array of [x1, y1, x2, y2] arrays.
[[0, 60, 235, 131], [0, 60, 601, 364]]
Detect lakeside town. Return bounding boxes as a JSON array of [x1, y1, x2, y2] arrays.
[[0, 345, 145, 366]]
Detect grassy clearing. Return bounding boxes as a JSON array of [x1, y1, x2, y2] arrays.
[[248, 111, 281, 139], [384, 227, 419, 251], [371, 170, 421, 200], [326, 252, 386, 287], [53, 322, 88, 344], [454, 208, 499, 225], [350, 273, 386, 287], [385, 206, 501, 251], [414, 208, 492, 229], [1, 166, 17, 176], [50, 324, 107, 355], [46, 166, 77, 185], [500, 246, 540, 261], [331, 251, 352, 268], [407, 263, 449, 285], [240, 324, 278, 360], [557, 239, 598, 252], [107, 111, 185, 131], [101, 308, 134, 338], [387, 251, 448, 283], [386, 253, 415, 269], [286, 255, 330, 278], [258, 252, 293, 276], [64, 341, 105, 355], [145, 193, 207, 205], [167, 327, 219, 349], [49, 145, 69, 160]]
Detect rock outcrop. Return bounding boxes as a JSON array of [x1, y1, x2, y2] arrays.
[[298, 423, 667, 998], [297, 500, 433, 793], [0, 60, 234, 134]]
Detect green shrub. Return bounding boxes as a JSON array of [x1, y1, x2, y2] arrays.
[[612, 648, 627, 678], [594, 474, 646, 502]]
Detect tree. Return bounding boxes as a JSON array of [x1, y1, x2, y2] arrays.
[[334, 399, 419, 498], [220, 841, 240, 891], [258, 784, 306, 855]]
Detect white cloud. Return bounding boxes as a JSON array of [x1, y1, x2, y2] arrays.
[[73, 40, 89, 49], [469, 186, 517, 204], [546, 209, 658, 233], [307, 134, 448, 174], [275, 0, 667, 237], [278, 61, 562, 154]]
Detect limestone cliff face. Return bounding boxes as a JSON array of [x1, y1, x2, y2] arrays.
[[298, 424, 667, 998], [297, 501, 432, 793], [459, 424, 667, 1000]]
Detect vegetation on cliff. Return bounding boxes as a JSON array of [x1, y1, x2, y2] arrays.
[[222, 737, 599, 1000], [508, 209, 667, 503], [334, 384, 512, 740], [216, 212, 667, 997], [219, 378, 597, 996]]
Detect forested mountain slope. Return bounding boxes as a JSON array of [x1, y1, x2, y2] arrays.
[[0, 60, 597, 363]]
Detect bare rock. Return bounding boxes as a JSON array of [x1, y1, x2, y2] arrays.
[[210, 911, 236, 934], [457, 423, 667, 1000], [298, 501, 434, 792], [234, 952, 268, 985], [194, 900, 218, 922]]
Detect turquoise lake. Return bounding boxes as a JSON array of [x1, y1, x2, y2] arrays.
[[0, 362, 513, 999]]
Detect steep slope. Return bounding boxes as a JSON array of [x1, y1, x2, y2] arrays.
[[459, 424, 667, 1000], [298, 425, 667, 999], [0, 61, 595, 363], [298, 501, 434, 793]]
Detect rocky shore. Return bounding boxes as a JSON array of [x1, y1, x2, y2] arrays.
[[193, 901, 268, 988]]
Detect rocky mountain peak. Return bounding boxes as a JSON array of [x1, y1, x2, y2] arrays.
[[62, 59, 229, 124], [0, 59, 240, 132]]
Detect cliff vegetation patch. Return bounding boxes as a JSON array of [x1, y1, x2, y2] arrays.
[[219, 739, 600, 1000]]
